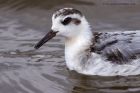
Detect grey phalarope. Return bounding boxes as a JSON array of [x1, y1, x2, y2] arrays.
[[35, 8, 140, 76]]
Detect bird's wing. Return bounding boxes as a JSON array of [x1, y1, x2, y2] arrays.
[[91, 31, 140, 64]]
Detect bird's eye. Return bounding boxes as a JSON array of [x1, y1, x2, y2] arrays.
[[61, 17, 72, 25]]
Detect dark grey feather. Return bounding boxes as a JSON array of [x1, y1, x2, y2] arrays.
[[90, 31, 140, 64], [54, 8, 83, 18]]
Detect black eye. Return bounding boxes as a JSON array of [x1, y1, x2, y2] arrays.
[[61, 17, 72, 25]]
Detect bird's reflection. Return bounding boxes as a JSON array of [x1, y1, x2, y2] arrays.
[[68, 71, 140, 93]]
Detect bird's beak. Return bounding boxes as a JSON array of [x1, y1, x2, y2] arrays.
[[34, 30, 58, 49]]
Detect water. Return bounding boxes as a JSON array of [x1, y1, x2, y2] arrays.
[[0, 0, 140, 93]]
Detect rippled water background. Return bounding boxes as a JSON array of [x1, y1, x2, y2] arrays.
[[0, 0, 140, 93]]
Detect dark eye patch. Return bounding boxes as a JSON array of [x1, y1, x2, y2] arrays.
[[73, 18, 81, 25], [61, 17, 72, 25]]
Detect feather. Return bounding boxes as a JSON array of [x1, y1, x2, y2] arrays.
[[91, 31, 140, 64]]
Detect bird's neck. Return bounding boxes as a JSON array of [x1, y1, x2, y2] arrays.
[[65, 24, 93, 71]]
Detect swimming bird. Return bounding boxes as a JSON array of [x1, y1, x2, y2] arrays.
[[34, 8, 140, 76]]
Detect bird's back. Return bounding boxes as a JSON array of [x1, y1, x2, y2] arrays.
[[91, 30, 140, 64]]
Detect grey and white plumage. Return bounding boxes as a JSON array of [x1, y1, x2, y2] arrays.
[[91, 31, 140, 64], [35, 8, 140, 76]]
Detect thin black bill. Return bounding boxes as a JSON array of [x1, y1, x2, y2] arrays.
[[34, 30, 58, 49]]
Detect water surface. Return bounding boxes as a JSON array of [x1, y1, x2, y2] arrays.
[[0, 0, 140, 93]]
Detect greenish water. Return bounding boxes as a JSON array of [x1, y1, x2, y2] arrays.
[[0, 0, 140, 93]]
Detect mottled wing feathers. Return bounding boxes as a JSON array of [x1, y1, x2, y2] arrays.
[[91, 31, 140, 64]]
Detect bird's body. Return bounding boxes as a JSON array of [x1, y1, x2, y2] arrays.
[[35, 8, 140, 76], [65, 30, 140, 76]]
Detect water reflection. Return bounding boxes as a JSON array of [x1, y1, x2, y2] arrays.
[[69, 72, 140, 93], [0, 0, 94, 10], [0, 0, 140, 93]]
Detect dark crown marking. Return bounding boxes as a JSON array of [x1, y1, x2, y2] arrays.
[[54, 8, 83, 18]]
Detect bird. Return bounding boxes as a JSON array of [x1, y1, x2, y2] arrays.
[[34, 8, 140, 76]]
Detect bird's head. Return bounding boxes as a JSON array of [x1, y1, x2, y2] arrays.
[[35, 8, 89, 49]]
